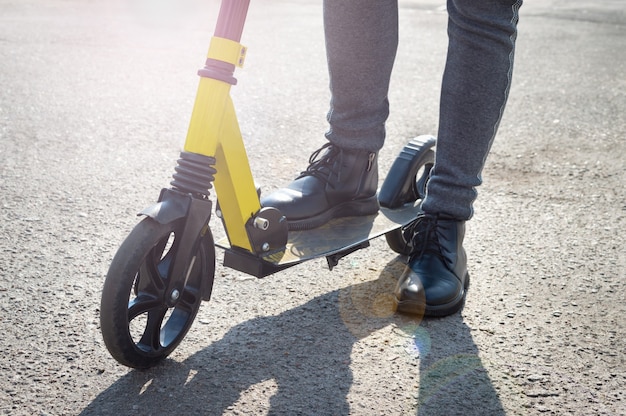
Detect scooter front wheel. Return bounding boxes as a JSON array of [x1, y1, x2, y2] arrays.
[[100, 217, 215, 369]]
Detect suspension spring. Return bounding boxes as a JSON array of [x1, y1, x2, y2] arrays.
[[170, 152, 217, 198]]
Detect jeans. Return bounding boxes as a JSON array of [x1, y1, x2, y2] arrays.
[[324, 0, 523, 220]]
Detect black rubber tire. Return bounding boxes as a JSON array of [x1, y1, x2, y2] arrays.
[[384, 150, 434, 256], [385, 227, 412, 256], [100, 217, 215, 369]]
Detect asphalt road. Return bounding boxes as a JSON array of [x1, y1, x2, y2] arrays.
[[1, 0, 624, 415]]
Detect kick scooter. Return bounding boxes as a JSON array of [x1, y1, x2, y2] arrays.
[[100, 0, 435, 369]]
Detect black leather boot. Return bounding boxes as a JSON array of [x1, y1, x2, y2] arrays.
[[394, 213, 469, 317], [260, 143, 379, 230]]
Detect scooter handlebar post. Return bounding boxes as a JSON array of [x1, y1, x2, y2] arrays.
[[214, 0, 250, 42]]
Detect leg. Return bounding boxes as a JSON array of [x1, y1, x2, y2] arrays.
[[423, 0, 523, 220], [396, 0, 523, 317], [324, 0, 398, 152], [261, 0, 399, 230]]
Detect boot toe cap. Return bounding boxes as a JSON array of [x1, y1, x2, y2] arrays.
[[261, 187, 327, 220], [395, 255, 467, 316]]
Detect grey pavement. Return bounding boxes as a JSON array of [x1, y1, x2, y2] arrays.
[[0, 0, 624, 415]]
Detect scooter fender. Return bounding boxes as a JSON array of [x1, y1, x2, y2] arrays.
[[139, 188, 198, 225], [378, 135, 436, 209]]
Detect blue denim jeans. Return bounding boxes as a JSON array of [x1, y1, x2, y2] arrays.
[[324, 0, 523, 220]]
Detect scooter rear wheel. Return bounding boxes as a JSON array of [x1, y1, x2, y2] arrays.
[[383, 138, 435, 256], [100, 217, 215, 369]]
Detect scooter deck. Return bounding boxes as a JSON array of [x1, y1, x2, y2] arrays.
[[217, 201, 420, 277]]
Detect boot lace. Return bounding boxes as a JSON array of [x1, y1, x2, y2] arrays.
[[401, 213, 442, 261], [296, 143, 343, 188]]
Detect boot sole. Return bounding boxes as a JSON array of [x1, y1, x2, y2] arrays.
[[286, 196, 380, 231], [395, 272, 471, 318]]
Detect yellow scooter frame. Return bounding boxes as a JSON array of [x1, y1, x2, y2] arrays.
[[184, 4, 287, 256]]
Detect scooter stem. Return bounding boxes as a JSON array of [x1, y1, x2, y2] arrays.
[[215, 0, 250, 42]]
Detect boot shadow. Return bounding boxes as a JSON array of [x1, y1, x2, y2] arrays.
[[81, 258, 504, 415], [413, 314, 506, 415]]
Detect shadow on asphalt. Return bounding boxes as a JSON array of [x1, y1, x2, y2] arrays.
[[81, 259, 504, 415]]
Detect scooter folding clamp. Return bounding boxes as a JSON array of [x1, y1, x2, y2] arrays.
[[207, 36, 247, 68]]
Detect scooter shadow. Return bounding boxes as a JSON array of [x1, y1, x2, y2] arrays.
[[81, 259, 504, 415]]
